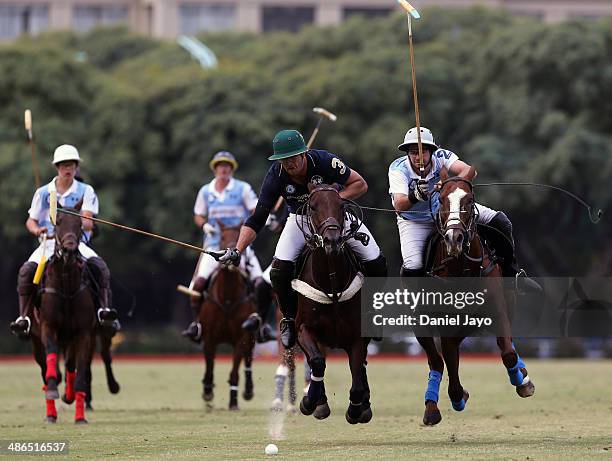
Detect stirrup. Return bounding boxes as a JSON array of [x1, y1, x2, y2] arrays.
[[10, 315, 31, 335], [241, 313, 262, 332], [515, 269, 542, 294], [182, 321, 202, 342], [97, 308, 117, 326]]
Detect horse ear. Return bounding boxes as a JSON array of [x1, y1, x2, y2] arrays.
[[466, 166, 477, 182], [440, 167, 449, 182], [75, 198, 83, 211]]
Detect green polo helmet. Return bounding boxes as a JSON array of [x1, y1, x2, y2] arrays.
[[268, 129, 308, 160]]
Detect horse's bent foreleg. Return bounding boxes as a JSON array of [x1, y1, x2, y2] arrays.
[[100, 330, 120, 394], [416, 336, 444, 425], [297, 324, 329, 419], [441, 337, 469, 411], [345, 339, 372, 425], [41, 325, 60, 401]]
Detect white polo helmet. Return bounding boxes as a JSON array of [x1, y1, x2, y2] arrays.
[[398, 127, 438, 152], [52, 144, 81, 165]]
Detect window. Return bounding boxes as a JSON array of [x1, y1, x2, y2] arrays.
[[343, 7, 393, 20], [0, 4, 49, 39], [73, 5, 128, 33], [179, 3, 236, 34], [262, 6, 314, 33]]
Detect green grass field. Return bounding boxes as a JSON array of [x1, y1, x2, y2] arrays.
[[1, 358, 611, 460]]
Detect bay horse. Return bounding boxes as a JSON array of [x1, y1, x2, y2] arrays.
[[416, 168, 535, 425], [37, 200, 97, 424], [199, 222, 256, 410], [294, 184, 372, 424]]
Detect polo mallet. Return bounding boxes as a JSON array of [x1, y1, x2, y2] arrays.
[[50, 206, 226, 261], [307, 107, 338, 149], [397, 0, 425, 178], [25, 109, 41, 189], [177, 251, 205, 297]]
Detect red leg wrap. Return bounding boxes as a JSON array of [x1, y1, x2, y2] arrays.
[[75, 391, 86, 421], [45, 353, 58, 381], [65, 371, 76, 402]]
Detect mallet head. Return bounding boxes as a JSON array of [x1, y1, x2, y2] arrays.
[[312, 107, 337, 122]]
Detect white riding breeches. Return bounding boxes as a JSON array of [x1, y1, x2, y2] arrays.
[[27, 239, 98, 263], [274, 213, 381, 262], [262, 264, 272, 285], [398, 203, 498, 270], [196, 246, 262, 281]]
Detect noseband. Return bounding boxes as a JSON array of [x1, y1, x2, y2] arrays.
[[434, 177, 477, 246]]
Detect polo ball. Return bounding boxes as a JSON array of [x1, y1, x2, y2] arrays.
[[265, 443, 278, 455]]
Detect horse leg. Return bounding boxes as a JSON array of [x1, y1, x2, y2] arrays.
[[416, 336, 444, 425], [74, 333, 94, 424], [62, 345, 76, 404], [33, 336, 56, 423], [41, 325, 60, 401], [346, 340, 372, 425], [202, 342, 215, 403], [498, 337, 535, 398], [287, 347, 297, 412], [100, 330, 120, 394], [228, 345, 242, 411], [298, 325, 330, 419], [242, 338, 254, 401], [441, 337, 469, 411]]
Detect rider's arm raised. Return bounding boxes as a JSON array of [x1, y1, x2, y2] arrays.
[[449, 160, 477, 180]]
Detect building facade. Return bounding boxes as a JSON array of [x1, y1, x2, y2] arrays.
[[1, 0, 612, 41]]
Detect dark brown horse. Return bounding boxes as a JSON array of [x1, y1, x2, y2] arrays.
[[199, 222, 256, 410], [37, 201, 98, 424], [416, 168, 535, 426], [295, 184, 372, 424]]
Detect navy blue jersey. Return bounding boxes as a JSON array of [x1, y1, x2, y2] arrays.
[[245, 149, 351, 232]]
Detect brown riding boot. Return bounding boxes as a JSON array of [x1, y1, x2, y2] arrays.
[[10, 261, 38, 340], [86, 257, 118, 327], [182, 277, 207, 342]]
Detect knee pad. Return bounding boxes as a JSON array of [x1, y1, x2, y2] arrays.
[[269, 259, 294, 291], [17, 261, 38, 294], [87, 257, 111, 288], [488, 212, 514, 245]]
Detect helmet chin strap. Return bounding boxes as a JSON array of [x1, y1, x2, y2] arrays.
[[409, 156, 432, 176]]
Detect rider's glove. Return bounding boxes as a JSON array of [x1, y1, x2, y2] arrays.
[[411, 179, 430, 203], [219, 248, 241, 266]]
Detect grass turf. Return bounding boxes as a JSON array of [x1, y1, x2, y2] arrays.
[[0, 357, 611, 460]]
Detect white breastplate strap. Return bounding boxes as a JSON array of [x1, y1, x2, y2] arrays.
[[291, 272, 364, 304]]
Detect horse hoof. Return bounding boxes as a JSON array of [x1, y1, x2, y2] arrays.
[[286, 404, 297, 415], [516, 380, 535, 398], [45, 388, 59, 400], [229, 404, 239, 411], [313, 402, 331, 420], [62, 394, 74, 405], [203, 391, 214, 402], [451, 390, 470, 411], [86, 402, 94, 411], [358, 406, 372, 424], [299, 396, 316, 416], [45, 416, 57, 424], [75, 418, 88, 425], [109, 382, 120, 394], [243, 390, 254, 401], [423, 409, 442, 426]]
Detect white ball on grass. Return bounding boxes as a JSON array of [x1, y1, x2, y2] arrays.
[[265, 443, 279, 455]]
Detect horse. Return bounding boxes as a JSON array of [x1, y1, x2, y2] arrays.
[[199, 222, 256, 410], [36, 200, 98, 424], [293, 183, 372, 424], [415, 168, 535, 426]]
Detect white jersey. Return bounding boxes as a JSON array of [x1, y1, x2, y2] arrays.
[[388, 149, 458, 222]]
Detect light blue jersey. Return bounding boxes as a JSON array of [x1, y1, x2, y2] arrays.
[[194, 178, 257, 249], [388, 149, 458, 222], [29, 178, 98, 241]]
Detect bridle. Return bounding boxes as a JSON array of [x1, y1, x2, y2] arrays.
[[433, 177, 478, 250], [297, 186, 368, 250]]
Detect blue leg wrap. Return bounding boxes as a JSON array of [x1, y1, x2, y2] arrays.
[[451, 398, 466, 411], [424, 370, 442, 403], [507, 362, 525, 386], [511, 342, 527, 373]]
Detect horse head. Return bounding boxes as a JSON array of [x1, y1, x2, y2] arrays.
[[219, 221, 242, 251], [438, 167, 476, 258], [55, 199, 83, 264], [307, 183, 344, 256]]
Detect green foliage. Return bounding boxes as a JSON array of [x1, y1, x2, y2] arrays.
[[1, 8, 611, 324]]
